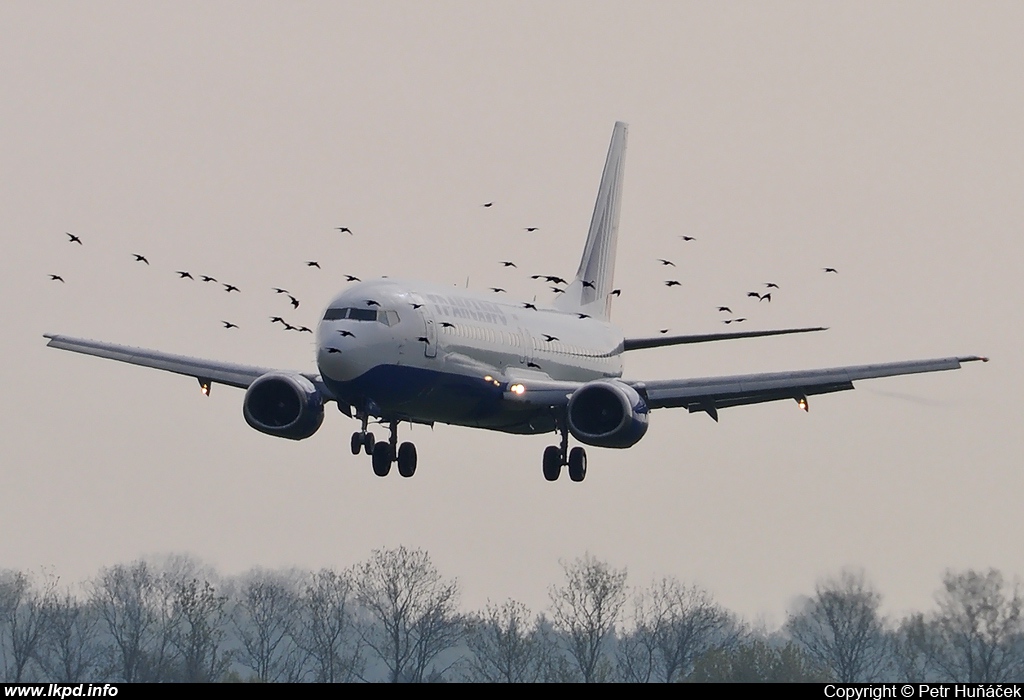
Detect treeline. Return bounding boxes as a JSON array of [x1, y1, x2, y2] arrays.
[[1, 548, 1022, 682]]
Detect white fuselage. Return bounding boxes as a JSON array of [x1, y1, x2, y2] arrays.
[[315, 279, 623, 434]]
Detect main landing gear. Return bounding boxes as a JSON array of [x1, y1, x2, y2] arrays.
[[543, 422, 587, 482], [353, 417, 417, 478]]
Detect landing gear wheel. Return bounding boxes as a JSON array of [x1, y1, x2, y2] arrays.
[[543, 446, 562, 482], [568, 446, 587, 482], [350, 432, 363, 456], [397, 442, 417, 477], [364, 432, 375, 455], [371, 441, 392, 476]]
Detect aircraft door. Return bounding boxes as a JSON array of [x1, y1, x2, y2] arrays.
[[517, 324, 533, 365], [412, 294, 438, 358]]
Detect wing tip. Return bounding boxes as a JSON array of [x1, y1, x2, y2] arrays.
[[960, 355, 990, 364]]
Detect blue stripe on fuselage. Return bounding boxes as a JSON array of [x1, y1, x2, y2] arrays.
[[323, 364, 556, 435]]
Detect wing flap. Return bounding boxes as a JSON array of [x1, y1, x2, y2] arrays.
[[44, 334, 329, 395], [634, 356, 987, 412]]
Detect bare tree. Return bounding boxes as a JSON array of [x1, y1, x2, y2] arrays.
[[169, 577, 230, 682], [38, 590, 102, 682], [462, 599, 548, 682], [929, 568, 1024, 682], [0, 570, 54, 682], [548, 554, 628, 683], [353, 546, 462, 682], [231, 568, 307, 682], [90, 560, 178, 682], [618, 578, 738, 682], [295, 569, 363, 682], [786, 569, 889, 682]]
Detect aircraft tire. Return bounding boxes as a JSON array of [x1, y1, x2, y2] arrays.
[[397, 442, 417, 477], [372, 441, 392, 476], [364, 432, 375, 455], [542, 446, 562, 481], [568, 447, 587, 482], [350, 432, 363, 456]]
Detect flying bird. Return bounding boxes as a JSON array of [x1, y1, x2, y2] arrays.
[[326, 347, 342, 354], [272, 287, 290, 294], [132, 254, 149, 265], [287, 295, 300, 309], [718, 306, 732, 313], [489, 287, 506, 293], [481, 202, 494, 208], [282, 323, 297, 331], [223, 284, 240, 293], [336, 227, 353, 235], [344, 275, 361, 282], [823, 267, 838, 274], [665, 280, 681, 287], [270, 317, 284, 324], [417, 336, 430, 344], [747, 291, 762, 299], [522, 303, 537, 310], [176, 271, 194, 280], [524, 227, 539, 232], [440, 322, 455, 329], [66, 233, 82, 245], [610, 289, 621, 297], [679, 235, 696, 241], [297, 326, 313, 333], [659, 329, 669, 334], [542, 334, 559, 342], [337, 330, 356, 338], [499, 261, 517, 268], [306, 261, 321, 268], [49, 274, 65, 283], [410, 303, 423, 309], [765, 282, 779, 289], [365, 300, 380, 307], [759, 293, 771, 303], [550, 287, 565, 294], [582, 280, 595, 289], [657, 259, 676, 267], [576, 313, 590, 319], [527, 361, 541, 369], [200, 275, 217, 283], [221, 321, 239, 329]]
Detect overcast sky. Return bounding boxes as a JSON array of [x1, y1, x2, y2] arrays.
[[1, 2, 1021, 626]]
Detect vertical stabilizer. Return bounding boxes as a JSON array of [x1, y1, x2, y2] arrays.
[[554, 121, 628, 321]]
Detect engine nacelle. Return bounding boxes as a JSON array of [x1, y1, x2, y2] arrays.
[[567, 379, 649, 448], [242, 372, 324, 440]]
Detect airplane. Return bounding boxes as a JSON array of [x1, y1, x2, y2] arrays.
[[43, 122, 987, 483]]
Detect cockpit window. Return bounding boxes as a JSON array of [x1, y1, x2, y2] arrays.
[[323, 307, 399, 325]]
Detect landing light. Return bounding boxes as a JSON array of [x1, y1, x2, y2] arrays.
[[510, 383, 525, 395], [200, 381, 211, 396], [797, 396, 808, 412]]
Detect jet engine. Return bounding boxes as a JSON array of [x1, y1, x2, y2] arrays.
[[566, 379, 649, 448], [242, 372, 324, 440]]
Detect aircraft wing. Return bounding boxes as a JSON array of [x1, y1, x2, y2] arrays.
[[629, 355, 987, 420], [43, 334, 332, 397]]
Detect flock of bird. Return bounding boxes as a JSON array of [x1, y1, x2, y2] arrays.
[[49, 202, 841, 342], [48, 229, 363, 333]]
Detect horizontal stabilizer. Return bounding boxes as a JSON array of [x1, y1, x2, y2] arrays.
[[623, 326, 828, 351]]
